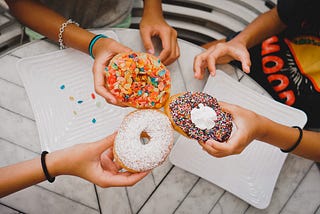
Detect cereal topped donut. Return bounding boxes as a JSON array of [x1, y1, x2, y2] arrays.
[[106, 52, 171, 108], [164, 92, 233, 142], [114, 109, 173, 172]]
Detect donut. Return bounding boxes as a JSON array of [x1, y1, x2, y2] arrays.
[[164, 92, 233, 142], [114, 109, 174, 172], [105, 52, 171, 108]]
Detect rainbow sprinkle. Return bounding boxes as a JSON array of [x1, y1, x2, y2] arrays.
[[60, 84, 65, 90], [105, 52, 171, 108], [91, 93, 96, 99]]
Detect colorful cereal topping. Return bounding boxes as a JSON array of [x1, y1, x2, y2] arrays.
[[169, 92, 233, 142], [105, 52, 171, 108]]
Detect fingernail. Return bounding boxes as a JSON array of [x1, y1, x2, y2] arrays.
[[147, 49, 154, 54], [206, 140, 214, 146]]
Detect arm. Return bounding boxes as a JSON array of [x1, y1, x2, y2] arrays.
[[201, 102, 320, 162], [5, 0, 131, 106], [5, 0, 93, 53], [0, 133, 149, 198], [140, 0, 180, 65], [193, 7, 287, 78]]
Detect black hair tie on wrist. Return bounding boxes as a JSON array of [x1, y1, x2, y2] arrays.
[[280, 126, 303, 153], [41, 151, 56, 183]]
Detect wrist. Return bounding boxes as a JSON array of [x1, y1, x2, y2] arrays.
[[255, 114, 271, 142], [231, 34, 250, 49], [45, 150, 67, 177], [89, 34, 109, 59]]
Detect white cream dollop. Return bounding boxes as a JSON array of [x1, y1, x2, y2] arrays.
[[190, 103, 217, 130]]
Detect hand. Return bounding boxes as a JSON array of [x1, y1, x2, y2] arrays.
[[54, 133, 150, 187], [200, 102, 264, 158], [92, 38, 132, 107], [140, 14, 180, 65], [193, 40, 251, 79]]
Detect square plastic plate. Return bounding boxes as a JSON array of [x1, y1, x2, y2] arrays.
[[18, 30, 133, 152], [169, 70, 307, 209]]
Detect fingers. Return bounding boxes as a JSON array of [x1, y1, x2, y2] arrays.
[[100, 148, 120, 173], [193, 52, 210, 79], [94, 132, 117, 153], [140, 25, 179, 65], [92, 62, 118, 104], [140, 28, 155, 55], [92, 39, 132, 106], [200, 126, 246, 158], [236, 49, 251, 73], [194, 42, 252, 78], [100, 170, 150, 187], [218, 102, 238, 115], [158, 29, 179, 65], [93, 60, 128, 107], [201, 140, 231, 158]]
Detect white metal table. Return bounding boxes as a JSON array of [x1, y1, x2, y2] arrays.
[[0, 28, 319, 214]]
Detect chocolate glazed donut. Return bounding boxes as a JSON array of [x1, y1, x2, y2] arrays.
[[164, 92, 233, 142]]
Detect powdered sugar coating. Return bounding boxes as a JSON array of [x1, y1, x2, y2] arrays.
[[115, 110, 173, 172]]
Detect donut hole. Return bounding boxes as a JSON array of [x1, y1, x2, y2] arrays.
[[140, 131, 151, 145]]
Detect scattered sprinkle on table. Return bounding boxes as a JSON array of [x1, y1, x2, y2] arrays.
[[91, 93, 96, 99], [60, 84, 65, 90]]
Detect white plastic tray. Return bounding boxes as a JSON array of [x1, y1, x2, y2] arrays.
[[169, 70, 307, 209], [18, 30, 133, 152]]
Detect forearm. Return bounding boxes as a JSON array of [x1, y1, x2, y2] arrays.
[[143, 0, 163, 19], [233, 7, 287, 49], [258, 117, 320, 162], [0, 157, 44, 197], [5, 0, 95, 54], [0, 151, 63, 198]]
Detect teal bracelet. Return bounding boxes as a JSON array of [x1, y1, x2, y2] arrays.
[[88, 34, 108, 59]]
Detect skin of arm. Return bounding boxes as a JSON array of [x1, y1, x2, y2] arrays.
[[0, 133, 149, 198], [193, 7, 288, 79], [200, 102, 320, 162], [5, 0, 131, 106], [140, 0, 180, 65]]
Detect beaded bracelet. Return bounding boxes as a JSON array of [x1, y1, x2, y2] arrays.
[[41, 151, 56, 183], [280, 126, 303, 153], [58, 19, 79, 50], [88, 34, 108, 59]]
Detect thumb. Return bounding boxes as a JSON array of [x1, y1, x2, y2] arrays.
[[96, 132, 117, 152], [239, 52, 251, 73], [218, 102, 237, 115]]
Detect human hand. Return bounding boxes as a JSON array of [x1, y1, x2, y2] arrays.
[[92, 37, 132, 106], [140, 14, 179, 65], [200, 102, 265, 158], [54, 133, 150, 187], [193, 40, 251, 79]]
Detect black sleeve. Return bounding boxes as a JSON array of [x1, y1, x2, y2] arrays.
[[277, 0, 304, 27]]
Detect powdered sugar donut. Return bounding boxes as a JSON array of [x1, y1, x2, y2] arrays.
[[114, 109, 173, 172], [164, 92, 233, 142], [106, 52, 171, 108]]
